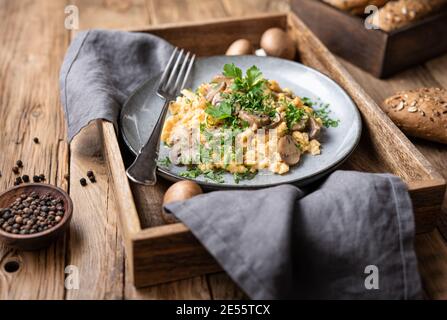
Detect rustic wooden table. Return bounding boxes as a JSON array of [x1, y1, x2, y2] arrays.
[[0, 0, 446, 300]]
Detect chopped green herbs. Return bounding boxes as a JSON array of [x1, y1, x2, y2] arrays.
[[314, 104, 340, 128], [203, 169, 225, 183], [179, 167, 226, 184], [180, 167, 202, 179], [157, 156, 171, 168], [285, 103, 306, 130], [302, 97, 313, 107], [233, 170, 257, 184]]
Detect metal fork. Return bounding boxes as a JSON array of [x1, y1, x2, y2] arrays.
[[126, 48, 196, 185]]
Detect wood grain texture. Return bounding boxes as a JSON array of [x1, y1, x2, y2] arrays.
[[148, 0, 228, 24], [73, 0, 150, 30], [207, 273, 247, 300], [66, 122, 125, 299], [125, 275, 211, 299], [0, 0, 69, 300], [416, 230, 447, 300], [221, 0, 290, 16]]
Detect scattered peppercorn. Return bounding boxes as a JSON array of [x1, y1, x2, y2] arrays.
[[86, 171, 94, 178], [88, 176, 96, 183], [22, 175, 30, 183], [12, 166, 19, 174], [39, 174, 45, 181], [33, 175, 40, 183], [15, 176, 22, 184], [0, 192, 65, 235], [80, 178, 87, 186], [16, 160, 23, 168], [33, 137, 39, 144]]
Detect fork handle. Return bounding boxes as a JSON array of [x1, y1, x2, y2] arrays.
[[126, 98, 169, 185]]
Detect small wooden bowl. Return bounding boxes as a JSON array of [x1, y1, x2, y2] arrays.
[[0, 183, 73, 251]]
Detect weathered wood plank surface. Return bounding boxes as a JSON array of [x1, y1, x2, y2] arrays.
[[0, 0, 446, 300], [415, 230, 447, 300], [66, 122, 125, 299], [0, 0, 69, 300]]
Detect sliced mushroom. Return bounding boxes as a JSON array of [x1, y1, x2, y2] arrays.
[[211, 92, 224, 106], [278, 135, 301, 165], [211, 75, 233, 87], [238, 110, 271, 127], [308, 116, 321, 140], [265, 112, 282, 129], [291, 118, 308, 131], [205, 81, 226, 102], [169, 143, 183, 165]]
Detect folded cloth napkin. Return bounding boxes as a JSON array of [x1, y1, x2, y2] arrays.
[[165, 171, 422, 300], [60, 29, 173, 141], [60, 30, 421, 299]]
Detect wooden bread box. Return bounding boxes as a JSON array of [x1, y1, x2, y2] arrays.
[[292, 0, 447, 78]]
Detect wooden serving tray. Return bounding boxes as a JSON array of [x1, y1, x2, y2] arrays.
[[98, 13, 446, 288], [292, 0, 447, 78]]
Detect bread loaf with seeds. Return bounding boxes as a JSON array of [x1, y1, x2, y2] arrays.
[[374, 0, 447, 32], [382, 88, 447, 144]]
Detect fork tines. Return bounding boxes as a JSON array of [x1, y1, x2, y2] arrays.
[[158, 47, 196, 96]]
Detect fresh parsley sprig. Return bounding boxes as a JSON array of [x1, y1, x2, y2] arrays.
[[205, 64, 271, 129]]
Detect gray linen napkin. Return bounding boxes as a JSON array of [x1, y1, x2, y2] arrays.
[[60, 30, 421, 299], [60, 29, 174, 141], [165, 171, 422, 300]]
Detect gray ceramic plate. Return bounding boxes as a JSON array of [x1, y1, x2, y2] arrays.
[[120, 55, 362, 188]]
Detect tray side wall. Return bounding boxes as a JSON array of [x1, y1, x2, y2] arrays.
[[133, 224, 221, 287], [101, 121, 142, 283], [133, 14, 288, 56]]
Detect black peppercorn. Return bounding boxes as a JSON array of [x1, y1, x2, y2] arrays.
[[33, 137, 39, 144], [80, 178, 87, 186], [15, 176, 22, 184], [16, 160, 23, 168], [86, 170, 94, 178], [12, 166, 19, 174], [39, 174, 45, 181], [88, 176, 96, 183], [0, 191, 65, 235], [22, 175, 30, 183], [33, 175, 40, 183]]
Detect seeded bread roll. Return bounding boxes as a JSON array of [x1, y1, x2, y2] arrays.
[[382, 88, 447, 144], [322, 0, 389, 15], [374, 0, 447, 32]]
